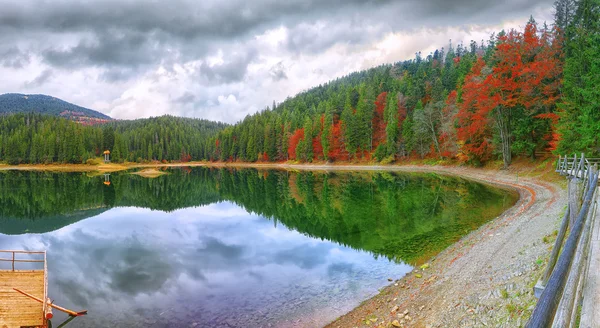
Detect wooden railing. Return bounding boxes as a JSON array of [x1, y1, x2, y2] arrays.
[[0, 250, 46, 271], [556, 153, 600, 180], [528, 154, 600, 327]]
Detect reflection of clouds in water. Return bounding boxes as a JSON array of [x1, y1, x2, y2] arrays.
[[196, 237, 244, 262], [0, 202, 411, 327], [42, 231, 177, 308], [108, 243, 173, 296], [327, 262, 356, 277], [274, 243, 332, 269]]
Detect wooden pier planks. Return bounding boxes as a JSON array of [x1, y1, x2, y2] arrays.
[[0, 270, 45, 328]]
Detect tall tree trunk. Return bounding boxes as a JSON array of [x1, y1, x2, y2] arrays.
[[428, 123, 442, 159], [496, 107, 512, 169]]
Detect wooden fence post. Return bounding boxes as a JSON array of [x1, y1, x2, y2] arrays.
[[569, 178, 582, 227]]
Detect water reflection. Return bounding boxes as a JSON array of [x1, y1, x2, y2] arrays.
[[1, 204, 409, 327], [0, 168, 518, 327]]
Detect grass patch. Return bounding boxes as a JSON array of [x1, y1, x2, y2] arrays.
[[85, 157, 104, 165], [506, 302, 528, 317], [506, 302, 517, 314]]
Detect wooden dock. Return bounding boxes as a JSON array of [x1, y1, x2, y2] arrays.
[[0, 251, 47, 328]]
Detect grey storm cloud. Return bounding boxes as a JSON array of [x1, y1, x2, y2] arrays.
[[269, 62, 288, 81], [1, 0, 396, 69], [0, 47, 30, 69], [175, 92, 197, 105], [0, 0, 552, 69], [43, 32, 162, 68], [198, 48, 258, 83], [24, 69, 53, 88]]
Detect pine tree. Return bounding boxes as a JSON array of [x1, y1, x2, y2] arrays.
[[558, 0, 600, 155]]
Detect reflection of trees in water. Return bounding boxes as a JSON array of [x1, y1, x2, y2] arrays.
[[0, 168, 517, 264]]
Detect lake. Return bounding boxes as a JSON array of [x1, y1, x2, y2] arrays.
[[0, 168, 518, 327]]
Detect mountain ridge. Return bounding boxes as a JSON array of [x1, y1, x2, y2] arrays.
[[0, 93, 112, 123]]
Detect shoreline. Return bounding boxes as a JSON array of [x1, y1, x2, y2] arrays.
[[324, 165, 564, 327], [0, 161, 564, 327]]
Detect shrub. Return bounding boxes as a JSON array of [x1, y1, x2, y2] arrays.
[[380, 155, 395, 165], [86, 158, 103, 165]]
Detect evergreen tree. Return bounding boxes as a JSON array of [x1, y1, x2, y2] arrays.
[[558, 0, 600, 155]]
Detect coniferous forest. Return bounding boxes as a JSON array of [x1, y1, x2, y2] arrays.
[[0, 0, 598, 166]]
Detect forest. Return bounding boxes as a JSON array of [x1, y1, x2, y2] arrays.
[[0, 0, 597, 166], [0, 114, 227, 164]]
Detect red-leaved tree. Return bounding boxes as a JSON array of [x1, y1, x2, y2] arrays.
[[456, 58, 495, 163], [288, 128, 304, 160], [372, 92, 387, 149]]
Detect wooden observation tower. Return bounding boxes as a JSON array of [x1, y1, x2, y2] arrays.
[[103, 150, 110, 163]]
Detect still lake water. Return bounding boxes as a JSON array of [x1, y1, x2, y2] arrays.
[[0, 168, 518, 327]]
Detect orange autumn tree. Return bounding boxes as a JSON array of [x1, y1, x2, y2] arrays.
[[328, 119, 348, 161], [288, 128, 304, 160], [487, 19, 563, 167], [457, 20, 563, 167], [372, 92, 388, 148], [456, 58, 495, 163], [522, 23, 563, 153], [438, 90, 459, 158]]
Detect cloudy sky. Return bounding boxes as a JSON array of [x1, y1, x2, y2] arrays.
[[0, 0, 553, 123]]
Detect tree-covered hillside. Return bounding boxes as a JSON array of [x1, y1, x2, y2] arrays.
[[205, 17, 564, 167], [0, 93, 111, 122]]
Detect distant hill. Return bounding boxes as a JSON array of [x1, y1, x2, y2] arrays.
[[0, 93, 112, 124]]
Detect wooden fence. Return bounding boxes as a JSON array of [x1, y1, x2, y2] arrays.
[[527, 154, 600, 327], [0, 250, 46, 271]]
